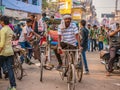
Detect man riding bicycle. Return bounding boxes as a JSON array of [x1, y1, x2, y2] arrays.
[[54, 14, 81, 70], [19, 19, 40, 64]]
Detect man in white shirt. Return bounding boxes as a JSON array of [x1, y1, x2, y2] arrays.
[[19, 19, 34, 64], [54, 15, 81, 70]]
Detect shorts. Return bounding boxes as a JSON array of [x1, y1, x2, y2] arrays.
[[19, 41, 32, 49]]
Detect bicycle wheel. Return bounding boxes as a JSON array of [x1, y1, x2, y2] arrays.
[[104, 58, 109, 70], [104, 59, 114, 73], [34, 44, 41, 63], [59, 53, 68, 80], [43, 63, 54, 70], [40, 53, 44, 82], [43, 44, 55, 70], [13, 53, 23, 80], [76, 54, 83, 82], [67, 64, 75, 90]]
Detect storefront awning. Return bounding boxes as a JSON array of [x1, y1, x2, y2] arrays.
[[4, 9, 28, 20]]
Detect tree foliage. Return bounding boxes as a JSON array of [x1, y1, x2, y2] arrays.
[[42, 0, 48, 9]]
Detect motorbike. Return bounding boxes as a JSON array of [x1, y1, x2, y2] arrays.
[[100, 49, 120, 72]]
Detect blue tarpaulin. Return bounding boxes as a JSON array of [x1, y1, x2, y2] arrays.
[[2, 0, 41, 13]]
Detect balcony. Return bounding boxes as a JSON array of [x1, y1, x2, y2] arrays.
[[2, 0, 41, 13]]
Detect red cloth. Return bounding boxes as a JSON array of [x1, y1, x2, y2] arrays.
[[39, 36, 46, 46], [48, 30, 58, 41], [12, 40, 19, 46], [9, 24, 14, 31]]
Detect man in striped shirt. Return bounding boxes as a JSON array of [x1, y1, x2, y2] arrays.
[[54, 15, 81, 70]]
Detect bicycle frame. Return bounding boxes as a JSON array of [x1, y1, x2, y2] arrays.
[[61, 49, 80, 90], [62, 49, 79, 64], [59, 49, 79, 77]]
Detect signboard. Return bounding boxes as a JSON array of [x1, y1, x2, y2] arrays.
[[101, 14, 115, 18], [101, 15, 110, 26], [71, 8, 82, 20], [59, 0, 72, 14], [4, 9, 28, 19], [73, 0, 84, 8], [55, 12, 61, 18]]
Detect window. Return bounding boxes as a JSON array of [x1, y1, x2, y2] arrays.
[[22, 0, 28, 3], [32, 0, 38, 5], [16, 0, 21, 1]]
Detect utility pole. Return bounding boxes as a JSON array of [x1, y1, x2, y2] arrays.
[[0, 0, 2, 6], [0, 0, 2, 15], [115, 0, 118, 15]]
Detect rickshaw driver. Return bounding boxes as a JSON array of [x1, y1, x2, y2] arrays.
[[54, 14, 81, 70]]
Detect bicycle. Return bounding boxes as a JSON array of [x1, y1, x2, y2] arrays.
[[17, 39, 41, 65], [59, 48, 83, 90], [12, 40, 37, 80], [39, 45, 46, 82], [13, 45, 24, 80], [39, 37, 54, 82]]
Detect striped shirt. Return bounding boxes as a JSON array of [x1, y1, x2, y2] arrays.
[[58, 23, 78, 46]]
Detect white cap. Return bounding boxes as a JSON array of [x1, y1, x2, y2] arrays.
[[63, 15, 71, 19]]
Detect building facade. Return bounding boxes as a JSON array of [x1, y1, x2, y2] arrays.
[[85, 0, 98, 25], [0, 0, 42, 23], [115, 10, 120, 22]]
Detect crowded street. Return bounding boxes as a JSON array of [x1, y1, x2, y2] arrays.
[[0, 51, 120, 90], [0, 0, 120, 90]]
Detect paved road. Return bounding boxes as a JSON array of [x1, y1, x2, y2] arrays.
[[0, 51, 120, 90]]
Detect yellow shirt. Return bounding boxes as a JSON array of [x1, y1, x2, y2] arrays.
[[98, 34, 104, 42], [0, 25, 14, 56]]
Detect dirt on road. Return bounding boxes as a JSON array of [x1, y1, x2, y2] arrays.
[[0, 51, 120, 90]]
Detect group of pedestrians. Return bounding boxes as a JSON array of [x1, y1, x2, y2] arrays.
[[0, 16, 16, 90], [0, 13, 119, 90], [0, 13, 51, 90], [87, 22, 120, 76], [87, 24, 110, 52]]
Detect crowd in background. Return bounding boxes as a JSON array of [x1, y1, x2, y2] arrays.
[[0, 13, 120, 90], [87, 23, 120, 52]]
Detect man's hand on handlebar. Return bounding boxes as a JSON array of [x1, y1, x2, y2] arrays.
[[31, 31, 40, 38], [57, 46, 62, 54], [78, 46, 83, 52]]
